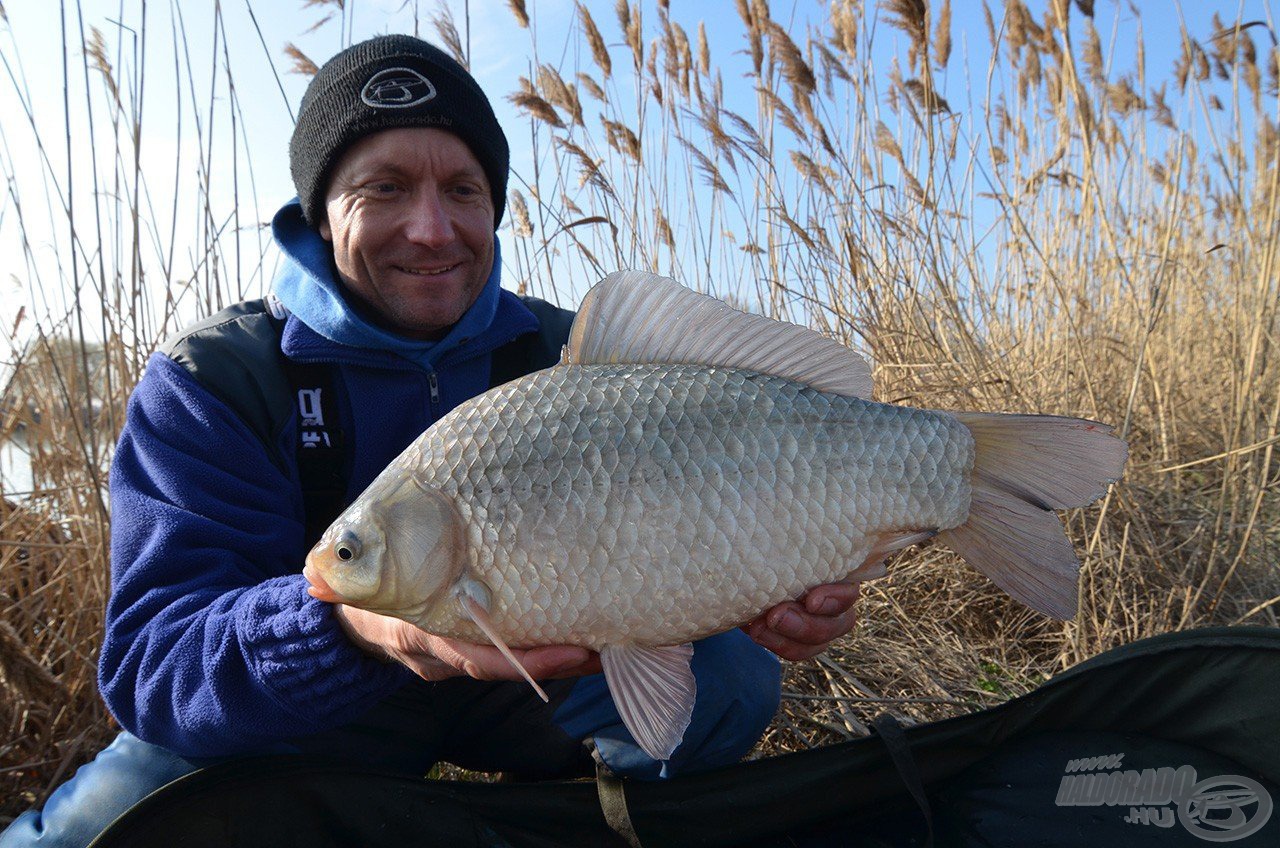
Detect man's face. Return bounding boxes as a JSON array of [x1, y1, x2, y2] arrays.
[[320, 127, 495, 340]]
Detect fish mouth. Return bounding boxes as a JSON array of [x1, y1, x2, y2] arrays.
[[303, 562, 346, 605]]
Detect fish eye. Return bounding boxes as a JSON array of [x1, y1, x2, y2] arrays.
[[335, 533, 362, 562]]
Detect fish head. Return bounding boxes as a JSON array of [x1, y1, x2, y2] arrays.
[[304, 475, 464, 618]]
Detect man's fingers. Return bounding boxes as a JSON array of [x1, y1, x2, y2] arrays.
[[428, 638, 597, 681], [747, 621, 830, 661], [765, 603, 844, 648], [742, 582, 862, 661], [803, 582, 860, 616], [401, 654, 457, 681], [418, 637, 472, 676], [335, 611, 600, 682], [767, 599, 858, 646], [746, 621, 791, 655], [375, 582, 863, 676], [517, 645, 599, 679]]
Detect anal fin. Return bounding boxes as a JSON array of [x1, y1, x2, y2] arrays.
[[600, 643, 696, 762], [847, 529, 935, 581]]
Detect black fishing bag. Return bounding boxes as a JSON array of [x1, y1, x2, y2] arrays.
[[89, 625, 1280, 848]]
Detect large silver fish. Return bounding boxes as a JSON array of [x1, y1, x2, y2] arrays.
[[303, 271, 1127, 760]]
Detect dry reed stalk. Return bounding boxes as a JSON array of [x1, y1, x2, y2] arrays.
[[554, 136, 608, 192], [506, 0, 529, 29], [1, 418, 114, 816], [431, 7, 466, 68], [537, 64, 583, 127], [575, 71, 606, 104], [2, 1, 280, 816], [881, 0, 928, 73], [509, 78, 566, 129], [4, 0, 1280, 817], [506, 0, 1280, 698], [283, 43, 319, 76], [602, 118, 642, 161]]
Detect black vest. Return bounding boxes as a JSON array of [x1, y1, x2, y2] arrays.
[[159, 296, 576, 546]]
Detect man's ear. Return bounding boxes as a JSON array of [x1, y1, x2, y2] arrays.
[[319, 217, 332, 241]]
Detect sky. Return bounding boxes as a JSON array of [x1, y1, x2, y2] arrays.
[[0, 0, 1275, 346], [0, 0, 559, 340]]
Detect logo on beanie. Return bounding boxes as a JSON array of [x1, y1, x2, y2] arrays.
[[360, 67, 437, 108]]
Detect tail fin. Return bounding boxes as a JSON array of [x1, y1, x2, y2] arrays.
[[936, 413, 1128, 619]]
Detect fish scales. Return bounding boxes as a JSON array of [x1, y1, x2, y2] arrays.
[[304, 270, 1127, 762], [409, 362, 974, 648]]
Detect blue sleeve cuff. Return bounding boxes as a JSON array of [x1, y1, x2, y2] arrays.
[[238, 575, 412, 727]]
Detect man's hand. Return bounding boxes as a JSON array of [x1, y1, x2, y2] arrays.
[[334, 605, 602, 682], [742, 582, 860, 661]]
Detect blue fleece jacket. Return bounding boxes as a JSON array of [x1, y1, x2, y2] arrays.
[[98, 199, 539, 757]]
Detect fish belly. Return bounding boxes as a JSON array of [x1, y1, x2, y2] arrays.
[[415, 364, 973, 648]]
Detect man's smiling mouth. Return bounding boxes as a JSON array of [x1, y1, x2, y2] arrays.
[[395, 263, 461, 276]]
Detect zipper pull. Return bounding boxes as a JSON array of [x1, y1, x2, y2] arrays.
[[427, 372, 441, 409]]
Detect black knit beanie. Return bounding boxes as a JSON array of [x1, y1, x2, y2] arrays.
[[290, 35, 509, 230]]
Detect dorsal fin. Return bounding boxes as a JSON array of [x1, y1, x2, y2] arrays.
[[565, 271, 873, 398]]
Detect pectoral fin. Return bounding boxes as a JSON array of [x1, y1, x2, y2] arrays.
[[460, 594, 550, 703], [600, 642, 696, 761]]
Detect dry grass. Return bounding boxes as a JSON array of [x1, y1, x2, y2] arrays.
[[3, 0, 1279, 823], [499, 0, 1280, 750], [2, 340, 115, 814]]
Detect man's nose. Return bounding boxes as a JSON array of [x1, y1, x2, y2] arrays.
[[403, 190, 455, 247]]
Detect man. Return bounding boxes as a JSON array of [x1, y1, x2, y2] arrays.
[[1, 35, 859, 847]]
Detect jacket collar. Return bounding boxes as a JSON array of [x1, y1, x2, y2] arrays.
[[277, 289, 538, 371]]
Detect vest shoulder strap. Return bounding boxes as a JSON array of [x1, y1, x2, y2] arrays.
[[160, 298, 348, 546], [489, 296, 576, 388], [163, 294, 577, 446], [162, 295, 575, 548], [159, 298, 292, 458]]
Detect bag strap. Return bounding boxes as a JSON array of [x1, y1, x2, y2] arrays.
[[872, 713, 935, 847], [281, 357, 349, 550], [595, 757, 644, 848]]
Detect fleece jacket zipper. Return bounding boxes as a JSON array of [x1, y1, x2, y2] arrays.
[[427, 371, 441, 418]]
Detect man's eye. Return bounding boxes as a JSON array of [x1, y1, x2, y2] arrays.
[[361, 182, 400, 196]]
